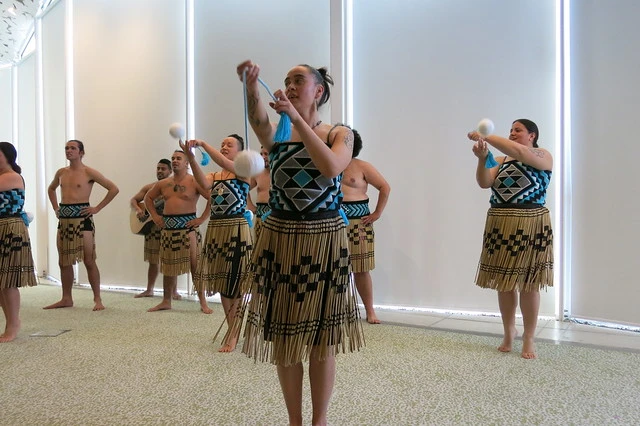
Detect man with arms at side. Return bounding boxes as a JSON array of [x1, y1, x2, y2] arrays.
[[144, 150, 212, 314], [44, 140, 119, 311]]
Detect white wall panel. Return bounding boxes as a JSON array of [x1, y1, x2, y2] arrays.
[[73, 0, 187, 289], [570, 0, 640, 325], [42, 0, 67, 279], [0, 68, 11, 142], [16, 55, 39, 268], [29, 0, 639, 327], [352, 0, 557, 315], [194, 0, 331, 154]]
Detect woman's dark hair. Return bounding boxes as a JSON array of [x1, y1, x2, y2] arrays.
[[68, 139, 85, 153], [336, 124, 362, 158], [228, 134, 245, 151], [300, 64, 334, 108], [0, 141, 21, 174], [514, 119, 539, 148]]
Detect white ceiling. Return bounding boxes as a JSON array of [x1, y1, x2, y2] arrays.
[[0, 0, 44, 66]]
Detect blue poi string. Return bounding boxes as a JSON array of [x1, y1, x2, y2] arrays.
[[198, 147, 210, 166], [255, 76, 292, 142], [485, 151, 498, 168], [241, 69, 256, 228], [242, 69, 251, 149]]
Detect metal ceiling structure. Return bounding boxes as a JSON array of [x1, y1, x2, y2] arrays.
[[0, 0, 54, 67]]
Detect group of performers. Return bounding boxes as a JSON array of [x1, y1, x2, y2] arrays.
[[0, 59, 552, 425]]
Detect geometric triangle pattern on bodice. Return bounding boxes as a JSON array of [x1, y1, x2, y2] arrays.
[[269, 142, 342, 213], [490, 161, 551, 205], [211, 178, 249, 216]]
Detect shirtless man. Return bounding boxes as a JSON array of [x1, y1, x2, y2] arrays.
[[144, 150, 212, 313], [341, 127, 391, 324], [44, 140, 120, 311], [130, 158, 180, 299], [251, 146, 271, 241]]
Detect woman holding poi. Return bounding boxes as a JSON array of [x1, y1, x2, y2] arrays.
[[468, 119, 553, 359], [181, 135, 254, 352], [234, 60, 363, 426]]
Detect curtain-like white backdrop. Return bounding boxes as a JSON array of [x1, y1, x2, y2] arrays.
[[17, 0, 639, 326], [352, 0, 557, 315], [569, 0, 640, 325], [0, 68, 12, 141], [16, 55, 39, 267], [193, 0, 331, 154], [41, 0, 67, 279], [71, 0, 188, 289]]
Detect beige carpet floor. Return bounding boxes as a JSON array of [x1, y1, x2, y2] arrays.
[[1, 284, 639, 425]]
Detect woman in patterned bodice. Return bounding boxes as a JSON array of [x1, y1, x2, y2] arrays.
[[235, 60, 364, 426], [467, 119, 554, 359], [182, 135, 254, 353], [0, 142, 37, 343]]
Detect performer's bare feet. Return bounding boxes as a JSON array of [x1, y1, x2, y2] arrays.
[[366, 312, 381, 324], [172, 293, 182, 300], [0, 333, 17, 343], [498, 327, 517, 353], [43, 299, 74, 309], [0, 322, 20, 343], [93, 299, 106, 311], [148, 301, 172, 312], [200, 303, 213, 314], [218, 336, 237, 353], [521, 334, 537, 359], [134, 290, 154, 298]]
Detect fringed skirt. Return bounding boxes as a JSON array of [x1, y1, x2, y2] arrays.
[[241, 211, 365, 367], [159, 213, 201, 277], [193, 215, 253, 298], [143, 223, 162, 264], [343, 200, 375, 273], [57, 203, 96, 267], [476, 206, 553, 292], [253, 203, 271, 243], [0, 216, 37, 289]]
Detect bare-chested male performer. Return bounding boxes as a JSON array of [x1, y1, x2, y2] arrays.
[[144, 150, 213, 313], [342, 127, 390, 324], [44, 140, 120, 311], [130, 158, 181, 299]]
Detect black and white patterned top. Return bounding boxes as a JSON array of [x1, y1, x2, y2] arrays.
[[0, 189, 25, 217], [490, 159, 551, 205], [210, 178, 249, 217], [268, 142, 342, 214]]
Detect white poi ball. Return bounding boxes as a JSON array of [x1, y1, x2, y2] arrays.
[[246, 210, 254, 223], [169, 122, 185, 140], [477, 118, 495, 137], [234, 149, 265, 178], [25, 212, 34, 223]]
